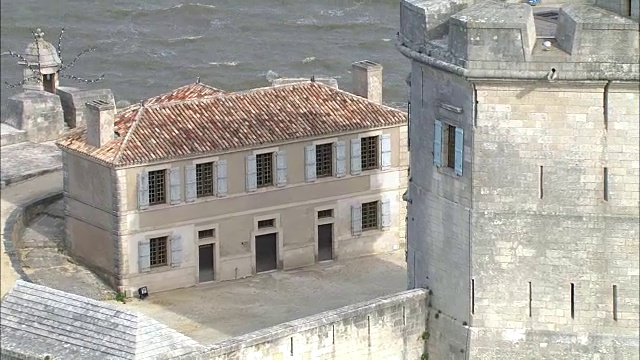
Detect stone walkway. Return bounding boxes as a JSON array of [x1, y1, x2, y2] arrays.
[[17, 200, 114, 300]]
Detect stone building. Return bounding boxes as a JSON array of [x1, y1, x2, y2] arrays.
[[1, 29, 114, 146], [398, 0, 639, 359], [56, 61, 409, 295]]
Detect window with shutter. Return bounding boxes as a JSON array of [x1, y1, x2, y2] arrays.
[[334, 141, 346, 177], [434, 120, 442, 167], [138, 239, 150, 273], [246, 155, 257, 192], [316, 143, 333, 178], [185, 164, 197, 202], [216, 160, 228, 197], [276, 150, 287, 187], [380, 134, 392, 170], [350, 139, 361, 175], [351, 204, 362, 236], [305, 145, 316, 182], [361, 201, 379, 231], [149, 236, 168, 268], [148, 170, 166, 205], [454, 127, 464, 176], [196, 162, 215, 198], [137, 172, 149, 210], [360, 136, 379, 171], [169, 167, 181, 204]]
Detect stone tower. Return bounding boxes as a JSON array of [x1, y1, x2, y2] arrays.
[[397, 0, 639, 359], [20, 29, 62, 93]]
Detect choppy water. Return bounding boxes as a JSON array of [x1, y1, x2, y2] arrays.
[[0, 0, 408, 118]]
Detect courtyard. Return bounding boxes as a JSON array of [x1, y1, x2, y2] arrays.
[[109, 250, 407, 345]]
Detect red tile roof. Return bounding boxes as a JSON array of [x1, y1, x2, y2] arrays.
[[56, 81, 406, 167]]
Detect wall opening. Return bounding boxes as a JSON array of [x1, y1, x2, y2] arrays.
[[604, 81, 610, 130], [290, 337, 294, 356], [570, 283, 575, 319], [538, 166, 544, 199], [628, 0, 632, 16], [402, 305, 406, 325], [604, 167, 609, 201], [332, 324, 335, 344], [528, 281, 532, 317], [471, 279, 475, 314], [613, 285, 618, 321]]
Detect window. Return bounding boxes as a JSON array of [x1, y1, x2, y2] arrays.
[[317, 209, 333, 219], [256, 153, 273, 188], [148, 170, 166, 205], [149, 236, 168, 268], [196, 162, 215, 197], [198, 229, 215, 239], [258, 219, 275, 229], [446, 125, 456, 168], [361, 201, 378, 231], [316, 143, 333, 178], [361, 136, 379, 171]]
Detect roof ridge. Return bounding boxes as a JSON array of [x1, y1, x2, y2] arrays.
[[114, 105, 146, 164]]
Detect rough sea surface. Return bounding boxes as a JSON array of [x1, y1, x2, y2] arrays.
[[0, 0, 408, 119]]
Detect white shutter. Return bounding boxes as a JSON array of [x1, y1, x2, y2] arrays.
[[171, 234, 183, 268], [216, 160, 228, 197], [380, 134, 392, 170], [185, 164, 197, 202], [351, 204, 362, 236], [169, 167, 181, 205], [350, 139, 361, 175], [138, 239, 150, 273], [334, 141, 346, 177], [381, 198, 391, 230], [455, 127, 464, 176], [246, 155, 257, 192], [276, 150, 287, 187], [434, 120, 442, 167], [305, 145, 317, 182], [137, 172, 149, 210]]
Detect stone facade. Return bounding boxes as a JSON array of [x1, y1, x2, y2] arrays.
[[398, 0, 639, 359]]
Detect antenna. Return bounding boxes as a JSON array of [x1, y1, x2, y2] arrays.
[[196, 76, 201, 84]]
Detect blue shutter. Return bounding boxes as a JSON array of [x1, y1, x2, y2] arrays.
[[169, 167, 181, 205], [381, 198, 391, 230], [185, 165, 196, 202], [334, 141, 346, 177], [350, 139, 361, 175], [171, 234, 183, 268], [380, 134, 392, 170], [351, 204, 362, 236], [216, 160, 228, 197], [246, 155, 257, 192], [305, 145, 316, 182], [454, 127, 464, 176], [138, 240, 150, 273], [137, 172, 149, 210], [276, 150, 287, 187], [433, 120, 442, 167]]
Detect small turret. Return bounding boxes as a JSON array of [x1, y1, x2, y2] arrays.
[[19, 29, 62, 94]]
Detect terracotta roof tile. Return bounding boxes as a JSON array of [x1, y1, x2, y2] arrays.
[[56, 81, 406, 167]]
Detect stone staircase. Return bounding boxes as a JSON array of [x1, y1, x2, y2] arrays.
[[0, 123, 27, 147]]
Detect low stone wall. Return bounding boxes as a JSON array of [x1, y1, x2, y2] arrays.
[[2, 192, 63, 283], [204, 288, 428, 359]]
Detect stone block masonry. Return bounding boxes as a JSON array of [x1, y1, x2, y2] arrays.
[[203, 289, 428, 359]]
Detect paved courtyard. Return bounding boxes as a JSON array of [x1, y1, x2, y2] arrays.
[[109, 250, 407, 345]]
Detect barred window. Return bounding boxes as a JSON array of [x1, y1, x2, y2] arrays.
[[198, 229, 215, 239], [317, 209, 333, 219], [256, 153, 273, 188], [361, 136, 378, 171], [196, 162, 215, 197], [361, 201, 379, 231], [316, 143, 333, 178], [149, 236, 168, 267], [447, 125, 456, 169], [148, 170, 166, 205]]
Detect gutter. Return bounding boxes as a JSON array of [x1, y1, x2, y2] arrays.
[[396, 41, 640, 82]]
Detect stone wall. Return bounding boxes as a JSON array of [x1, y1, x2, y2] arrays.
[[203, 289, 428, 359]]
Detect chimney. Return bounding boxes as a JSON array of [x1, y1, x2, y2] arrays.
[[85, 99, 115, 148], [352, 60, 383, 104]]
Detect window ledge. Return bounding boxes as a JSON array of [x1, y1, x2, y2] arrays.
[[437, 166, 461, 178]]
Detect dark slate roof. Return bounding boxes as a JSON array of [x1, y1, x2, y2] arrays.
[[0, 281, 206, 360]]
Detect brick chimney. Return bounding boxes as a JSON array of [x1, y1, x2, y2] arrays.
[[85, 99, 115, 148], [352, 60, 383, 104]]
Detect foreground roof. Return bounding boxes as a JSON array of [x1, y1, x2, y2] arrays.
[[0, 280, 205, 360], [56, 81, 406, 167]]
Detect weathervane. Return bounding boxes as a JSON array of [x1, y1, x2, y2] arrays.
[[4, 27, 106, 89]]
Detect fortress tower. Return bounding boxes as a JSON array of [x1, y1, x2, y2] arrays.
[[397, 0, 639, 358]]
